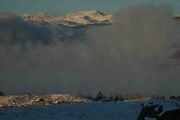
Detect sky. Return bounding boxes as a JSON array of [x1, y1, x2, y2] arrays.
[[0, 0, 180, 15]]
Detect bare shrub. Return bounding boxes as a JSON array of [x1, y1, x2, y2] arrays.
[[0, 91, 4, 96]]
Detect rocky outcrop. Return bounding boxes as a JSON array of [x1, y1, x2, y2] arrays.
[[0, 94, 91, 109], [21, 10, 112, 27], [138, 104, 180, 120]]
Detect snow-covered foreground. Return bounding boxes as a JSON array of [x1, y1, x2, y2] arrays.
[[0, 99, 179, 120]]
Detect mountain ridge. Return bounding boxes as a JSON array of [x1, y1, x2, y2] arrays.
[[21, 10, 113, 27], [20, 10, 180, 27]]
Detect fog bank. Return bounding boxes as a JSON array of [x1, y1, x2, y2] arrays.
[[0, 5, 180, 96]]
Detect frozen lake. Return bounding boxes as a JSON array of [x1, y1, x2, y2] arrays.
[[0, 99, 179, 120]]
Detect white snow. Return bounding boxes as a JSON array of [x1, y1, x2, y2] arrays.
[[0, 99, 179, 120]]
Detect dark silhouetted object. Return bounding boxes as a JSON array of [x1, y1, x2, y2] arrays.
[[138, 104, 180, 120], [0, 91, 4, 96], [95, 91, 104, 101]]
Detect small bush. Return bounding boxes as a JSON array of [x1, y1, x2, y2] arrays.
[[0, 91, 4, 96], [95, 91, 104, 101]]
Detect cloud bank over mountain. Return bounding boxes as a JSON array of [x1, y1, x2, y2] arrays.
[[0, 5, 180, 96]]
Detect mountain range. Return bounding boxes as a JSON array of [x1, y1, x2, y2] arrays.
[[21, 10, 112, 27]]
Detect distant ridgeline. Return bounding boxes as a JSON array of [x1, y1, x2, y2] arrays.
[[21, 10, 112, 28]]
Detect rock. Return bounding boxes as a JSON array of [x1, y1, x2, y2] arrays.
[[45, 103, 50, 106], [34, 97, 45, 102], [54, 100, 59, 104]]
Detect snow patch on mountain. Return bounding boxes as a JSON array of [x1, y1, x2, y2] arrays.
[[21, 10, 112, 27]]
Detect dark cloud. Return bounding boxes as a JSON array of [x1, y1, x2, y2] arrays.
[[0, 5, 180, 96]]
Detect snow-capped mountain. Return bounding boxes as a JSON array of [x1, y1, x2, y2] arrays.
[[21, 10, 112, 27]]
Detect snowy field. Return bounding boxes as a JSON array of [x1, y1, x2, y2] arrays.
[[0, 99, 179, 120]]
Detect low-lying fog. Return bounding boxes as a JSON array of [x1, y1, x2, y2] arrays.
[[0, 5, 180, 96]]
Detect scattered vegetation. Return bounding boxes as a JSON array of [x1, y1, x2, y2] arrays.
[[82, 92, 148, 102], [169, 96, 180, 100]]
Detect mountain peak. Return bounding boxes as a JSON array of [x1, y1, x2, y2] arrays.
[[21, 10, 112, 27]]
